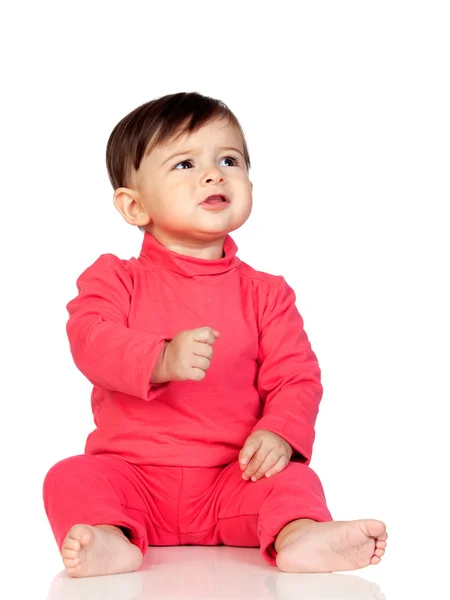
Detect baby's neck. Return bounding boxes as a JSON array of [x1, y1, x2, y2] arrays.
[[147, 229, 227, 260]]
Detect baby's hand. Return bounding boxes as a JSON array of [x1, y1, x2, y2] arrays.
[[239, 430, 292, 482], [151, 327, 220, 383]]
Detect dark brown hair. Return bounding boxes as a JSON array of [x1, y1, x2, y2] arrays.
[[106, 92, 251, 193]]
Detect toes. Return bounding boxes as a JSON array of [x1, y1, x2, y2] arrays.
[[370, 555, 382, 565], [365, 519, 387, 539], [65, 564, 82, 577], [361, 519, 388, 548], [69, 525, 92, 546], [63, 557, 81, 568], [62, 549, 79, 560], [64, 537, 81, 551], [373, 548, 385, 558]]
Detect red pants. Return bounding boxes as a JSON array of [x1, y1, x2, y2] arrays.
[[43, 454, 332, 567]]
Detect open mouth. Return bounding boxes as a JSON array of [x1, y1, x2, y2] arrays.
[[202, 194, 230, 205]]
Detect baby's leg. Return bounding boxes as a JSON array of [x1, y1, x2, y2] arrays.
[[43, 454, 147, 578], [210, 460, 387, 572]]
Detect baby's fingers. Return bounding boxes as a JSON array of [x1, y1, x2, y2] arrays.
[[263, 454, 290, 479], [248, 450, 280, 482]]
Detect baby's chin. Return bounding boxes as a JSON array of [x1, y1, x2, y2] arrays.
[[198, 209, 252, 232]]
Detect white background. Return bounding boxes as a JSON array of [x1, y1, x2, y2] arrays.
[[1, 1, 449, 598]]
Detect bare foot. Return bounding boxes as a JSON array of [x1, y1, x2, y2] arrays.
[[61, 524, 143, 578], [275, 519, 387, 573]]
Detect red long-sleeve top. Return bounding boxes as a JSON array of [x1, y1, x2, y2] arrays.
[[66, 232, 323, 467]]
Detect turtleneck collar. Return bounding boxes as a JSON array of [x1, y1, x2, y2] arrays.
[[138, 232, 240, 278]]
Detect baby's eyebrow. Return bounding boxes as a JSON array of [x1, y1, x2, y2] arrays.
[[160, 146, 244, 167], [160, 149, 195, 166], [218, 146, 244, 156]]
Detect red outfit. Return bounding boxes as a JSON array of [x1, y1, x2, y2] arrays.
[[43, 232, 332, 566]]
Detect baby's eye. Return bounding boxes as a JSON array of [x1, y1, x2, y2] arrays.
[[219, 155, 240, 167], [174, 155, 240, 170], [174, 160, 194, 170]]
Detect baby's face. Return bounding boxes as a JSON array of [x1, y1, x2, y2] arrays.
[[129, 118, 253, 244]]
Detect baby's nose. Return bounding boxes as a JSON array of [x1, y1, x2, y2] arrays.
[[204, 172, 224, 184], [203, 164, 224, 184]]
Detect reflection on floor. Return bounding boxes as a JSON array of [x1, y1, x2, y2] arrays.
[[48, 546, 386, 599]]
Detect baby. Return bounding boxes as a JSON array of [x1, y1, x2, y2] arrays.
[[43, 92, 387, 578]]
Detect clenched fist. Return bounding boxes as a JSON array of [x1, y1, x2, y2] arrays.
[[150, 327, 220, 383]]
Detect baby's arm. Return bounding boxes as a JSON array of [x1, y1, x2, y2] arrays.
[[66, 254, 169, 401], [253, 277, 323, 465]]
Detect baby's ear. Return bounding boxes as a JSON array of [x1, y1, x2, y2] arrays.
[[113, 187, 150, 227]]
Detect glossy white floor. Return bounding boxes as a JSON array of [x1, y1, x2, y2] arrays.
[[17, 511, 447, 600], [46, 546, 388, 600]]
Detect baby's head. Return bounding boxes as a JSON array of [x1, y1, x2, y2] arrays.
[[106, 92, 253, 250]]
